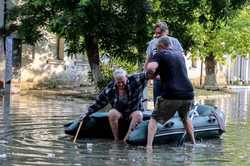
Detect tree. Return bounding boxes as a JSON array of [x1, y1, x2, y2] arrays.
[[8, 0, 152, 86], [159, 0, 249, 89], [218, 6, 250, 58], [187, 1, 250, 88]]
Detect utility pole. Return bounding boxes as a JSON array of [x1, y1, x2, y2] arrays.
[[2, 0, 12, 111], [3, 0, 12, 95], [0, 0, 6, 94], [0, 0, 13, 98], [3, 0, 6, 51]]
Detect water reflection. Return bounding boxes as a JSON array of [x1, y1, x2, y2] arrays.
[[200, 89, 250, 166], [0, 89, 250, 165]]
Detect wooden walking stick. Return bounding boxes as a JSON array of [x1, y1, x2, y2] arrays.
[[73, 120, 83, 143]]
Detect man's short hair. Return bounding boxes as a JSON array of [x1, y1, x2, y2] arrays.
[[155, 21, 169, 34], [157, 36, 171, 48], [113, 68, 127, 79]]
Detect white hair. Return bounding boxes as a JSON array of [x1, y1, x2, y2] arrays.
[[113, 68, 127, 79]]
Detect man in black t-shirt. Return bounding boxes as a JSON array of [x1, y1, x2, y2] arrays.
[[146, 36, 196, 150]]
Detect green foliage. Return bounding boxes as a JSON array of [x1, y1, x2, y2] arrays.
[[8, 0, 250, 88], [188, 4, 250, 62], [9, 0, 152, 61], [159, 0, 249, 60], [158, 0, 249, 87], [218, 7, 250, 58], [8, 0, 153, 85], [156, 0, 201, 50], [97, 57, 140, 89]]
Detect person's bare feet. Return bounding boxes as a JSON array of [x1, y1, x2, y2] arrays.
[[146, 145, 153, 153], [114, 138, 120, 143], [123, 135, 128, 143]]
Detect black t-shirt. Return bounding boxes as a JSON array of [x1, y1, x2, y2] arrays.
[[150, 49, 194, 100]]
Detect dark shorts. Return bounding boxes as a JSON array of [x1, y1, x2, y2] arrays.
[[118, 109, 143, 121], [121, 111, 133, 121], [151, 97, 193, 123]]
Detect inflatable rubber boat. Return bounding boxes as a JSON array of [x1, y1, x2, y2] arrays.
[[64, 104, 225, 145]]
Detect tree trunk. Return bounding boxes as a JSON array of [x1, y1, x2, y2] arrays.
[[85, 33, 103, 85], [135, 28, 147, 70], [204, 53, 219, 90]]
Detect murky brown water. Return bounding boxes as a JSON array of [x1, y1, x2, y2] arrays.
[[0, 88, 250, 166]]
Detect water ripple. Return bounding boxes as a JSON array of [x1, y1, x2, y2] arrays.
[[0, 92, 250, 165]]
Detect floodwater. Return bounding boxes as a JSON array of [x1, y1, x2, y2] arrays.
[[0, 89, 250, 166]]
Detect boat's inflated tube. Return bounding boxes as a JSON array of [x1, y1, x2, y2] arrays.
[[64, 104, 225, 145]]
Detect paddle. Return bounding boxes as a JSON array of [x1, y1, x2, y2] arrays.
[[177, 106, 198, 147], [73, 120, 83, 143]]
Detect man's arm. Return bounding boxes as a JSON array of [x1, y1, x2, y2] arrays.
[[144, 39, 157, 70], [144, 58, 149, 70], [80, 83, 111, 120], [174, 38, 184, 53], [88, 89, 109, 114], [146, 62, 159, 79], [170, 37, 185, 56]]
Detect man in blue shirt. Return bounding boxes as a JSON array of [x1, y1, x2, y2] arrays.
[[146, 36, 195, 150], [145, 21, 184, 105]]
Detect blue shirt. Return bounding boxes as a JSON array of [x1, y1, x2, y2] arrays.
[[146, 36, 184, 58]]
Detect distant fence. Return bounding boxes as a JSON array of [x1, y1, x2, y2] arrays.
[[227, 55, 250, 84]]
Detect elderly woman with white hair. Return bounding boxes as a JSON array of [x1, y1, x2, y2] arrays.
[[80, 68, 148, 142]]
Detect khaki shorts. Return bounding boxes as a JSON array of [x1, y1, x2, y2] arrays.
[[151, 97, 194, 123]]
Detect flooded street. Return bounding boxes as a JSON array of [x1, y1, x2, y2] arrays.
[[0, 89, 250, 166]]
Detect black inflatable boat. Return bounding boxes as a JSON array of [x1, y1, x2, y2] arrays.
[[64, 104, 225, 145]]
